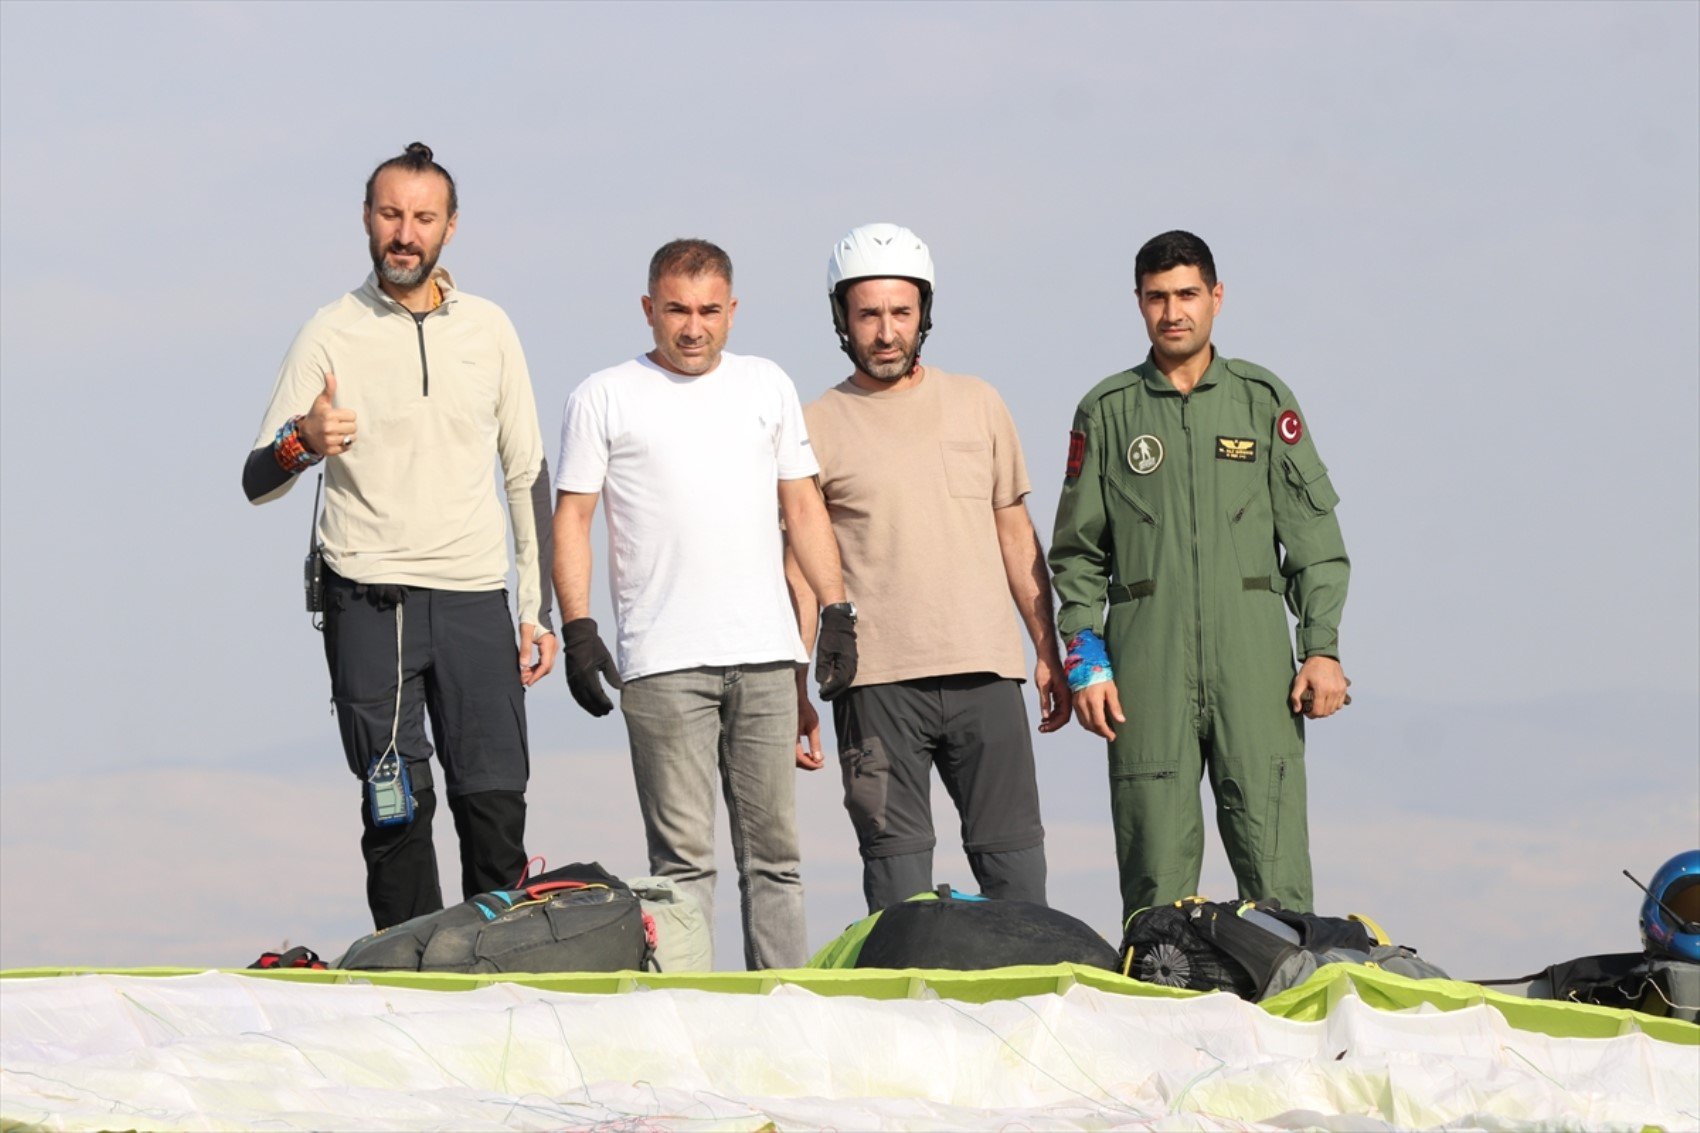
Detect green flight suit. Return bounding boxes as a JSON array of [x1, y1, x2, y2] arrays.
[[1049, 351, 1348, 920]]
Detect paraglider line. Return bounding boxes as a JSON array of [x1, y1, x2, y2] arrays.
[[937, 996, 1143, 1114]]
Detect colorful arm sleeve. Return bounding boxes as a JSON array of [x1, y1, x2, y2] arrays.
[[1064, 629, 1114, 692]]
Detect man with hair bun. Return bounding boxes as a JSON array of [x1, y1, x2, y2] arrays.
[[791, 222, 1068, 914], [553, 238, 853, 970], [1050, 230, 1351, 922], [243, 142, 556, 931]]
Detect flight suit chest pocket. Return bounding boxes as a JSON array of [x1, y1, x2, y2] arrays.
[[1107, 471, 1159, 526], [1106, 471, 1161, 587], [1228, 478, 1279, 584], [940, 440, 992, 499]]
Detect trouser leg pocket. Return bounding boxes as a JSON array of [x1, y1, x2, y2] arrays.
[[1213, 751, 1313, 910], [839, 738, 892, 847], [1110, 760, 1204, 915]]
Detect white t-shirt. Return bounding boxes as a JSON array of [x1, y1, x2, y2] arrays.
[[556, 352, 818, 680]]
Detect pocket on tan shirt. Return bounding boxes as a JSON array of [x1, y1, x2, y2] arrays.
[[940, 440, 992, 499]]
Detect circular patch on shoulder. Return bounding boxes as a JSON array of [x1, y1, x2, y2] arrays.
[[1277, 410, 1303, 445], [1127, 434, 1164, 475]]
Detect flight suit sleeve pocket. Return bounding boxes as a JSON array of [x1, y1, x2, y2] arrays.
[[940, 441, 993, 499], [1282, 453, 1340, 517]]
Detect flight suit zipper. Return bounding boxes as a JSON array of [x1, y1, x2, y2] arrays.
[[1181, 394, 1206, 730]]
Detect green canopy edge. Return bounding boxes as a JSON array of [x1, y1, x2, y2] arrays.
[[2, 963, 1693, 1045]]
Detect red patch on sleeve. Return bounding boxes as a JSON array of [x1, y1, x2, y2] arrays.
[[1277, 410, 1303, 445], [1065, 430, 1086, 478]]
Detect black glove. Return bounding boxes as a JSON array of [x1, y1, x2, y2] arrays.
[[562, 618, 623, 717], [815, 603, 858, 700]]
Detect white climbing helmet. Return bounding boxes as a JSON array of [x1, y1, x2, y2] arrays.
[[826, 223, 936, 355], [827, 223, 935, 295]]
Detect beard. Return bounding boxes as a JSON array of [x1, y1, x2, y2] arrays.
[[850, 334, 919, 382], [370, 233, 443, 289]]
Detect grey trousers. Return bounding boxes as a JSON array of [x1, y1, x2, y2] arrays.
[[833, 674, 1047, 912], [619, 661, 807, 970]]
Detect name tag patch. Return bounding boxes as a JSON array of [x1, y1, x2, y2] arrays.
[[1216, 437, 1257, 463]]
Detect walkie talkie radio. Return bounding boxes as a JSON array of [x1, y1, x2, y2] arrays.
[[305, 472, 325, 627]]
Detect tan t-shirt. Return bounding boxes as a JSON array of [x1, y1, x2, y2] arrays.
[[805, 367, 1031, 687]]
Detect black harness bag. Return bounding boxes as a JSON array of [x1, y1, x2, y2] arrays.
[[336, 862, 654, 974], [1121, 898, 1446, 1001]]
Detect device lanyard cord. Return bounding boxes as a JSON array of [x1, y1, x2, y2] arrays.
[[379, 604, 404, 761], [361, 598, 415, 827]]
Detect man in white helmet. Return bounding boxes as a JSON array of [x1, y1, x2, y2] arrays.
[[788, 223, 1071, 913]]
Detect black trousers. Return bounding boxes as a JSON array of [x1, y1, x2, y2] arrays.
[[323, 572, 530, 929], [358, 788, 527, 930], [833, 674, 1047, 912]]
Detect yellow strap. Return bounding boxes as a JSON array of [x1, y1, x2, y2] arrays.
[[504, 883, 616, 916], [1349, 912, 1391, 946]]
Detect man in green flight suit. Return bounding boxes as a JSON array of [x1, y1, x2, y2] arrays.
[[1049, 230, 1350, 921]]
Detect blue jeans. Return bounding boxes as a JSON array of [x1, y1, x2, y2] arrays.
[[620, 662, 806, 969]]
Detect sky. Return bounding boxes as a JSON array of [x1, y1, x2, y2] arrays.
[[1, 1, 1696, 981]]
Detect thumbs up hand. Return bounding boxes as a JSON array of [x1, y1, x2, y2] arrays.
[[299, 372, 358, 456]]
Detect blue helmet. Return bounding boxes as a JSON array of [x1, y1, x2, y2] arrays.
[[1640, 850, 1700, 961]]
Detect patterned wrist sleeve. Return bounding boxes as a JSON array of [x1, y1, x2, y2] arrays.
[[273, 415, 324, 475], [1064, 629, 1114, 692]]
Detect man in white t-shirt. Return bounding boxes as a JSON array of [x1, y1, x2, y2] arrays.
[[552, 239, 855, 970]]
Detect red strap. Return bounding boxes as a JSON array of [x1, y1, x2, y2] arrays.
[[516, 855, 547, 886], [522, 880, 589, 901]]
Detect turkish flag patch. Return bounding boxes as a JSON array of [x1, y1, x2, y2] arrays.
[[1065, 430, 1086, 478], [1277, 410, 1303, 445]]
